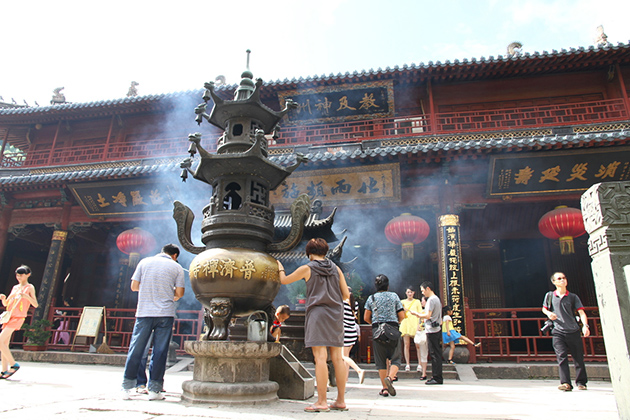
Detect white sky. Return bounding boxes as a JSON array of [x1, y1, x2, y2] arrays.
[[2, 0, 630, 106]]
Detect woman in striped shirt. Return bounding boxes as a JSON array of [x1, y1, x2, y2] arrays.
[[342, 287, 365, 384]]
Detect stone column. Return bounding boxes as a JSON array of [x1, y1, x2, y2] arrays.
[[581, 181, 630, 419], [33, 230, 68, 321]]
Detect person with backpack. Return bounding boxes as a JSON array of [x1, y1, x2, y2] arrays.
[[542, 272, 590, 392]]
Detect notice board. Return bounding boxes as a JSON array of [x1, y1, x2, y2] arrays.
[[75, 306, 105, 338]]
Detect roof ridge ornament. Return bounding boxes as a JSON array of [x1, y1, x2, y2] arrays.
[[594, 25, 612, 48], [507, 42, 523, 57]]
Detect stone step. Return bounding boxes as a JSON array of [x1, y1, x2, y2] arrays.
[[299, 362, 459, 380]]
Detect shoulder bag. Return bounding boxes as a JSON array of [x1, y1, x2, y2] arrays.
[[371, 293, 402, 344], [414, 325, 427, 345]]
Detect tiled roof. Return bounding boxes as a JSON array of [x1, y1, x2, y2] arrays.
[[2, 43, 629, 119], [263, 42, 630, 87], [1, 129, 628, 188], [0, 158, 181, 187], [0, 90, 206, 121], [270, 129, 630, 164]]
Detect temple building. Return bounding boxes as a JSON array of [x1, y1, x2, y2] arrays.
[[2, 41, 629, 361]]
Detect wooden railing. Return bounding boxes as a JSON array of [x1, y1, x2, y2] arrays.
[[466, 306, 605, 362], [3, 98, 627, 169], [273, 115, 429, 146], [23, 137, 193, 167], [11, 306, 204, 355], [435, 99, 627, 133], [10, 304, 607, 362], [1, 153, 26, 167]]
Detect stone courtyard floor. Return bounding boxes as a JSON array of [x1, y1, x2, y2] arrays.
[[0, 360, 619, 420]]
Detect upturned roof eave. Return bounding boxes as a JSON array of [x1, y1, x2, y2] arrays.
[[1, 128, 628, 189]]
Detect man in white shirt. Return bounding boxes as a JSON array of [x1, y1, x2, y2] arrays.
[[419, 281, 442, 385], [121, 244, 185, 400]]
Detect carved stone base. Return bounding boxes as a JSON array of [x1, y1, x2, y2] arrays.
[[182, 341, 281, 405]]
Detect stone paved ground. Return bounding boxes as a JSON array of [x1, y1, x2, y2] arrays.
[[0, 361, 619, 420]]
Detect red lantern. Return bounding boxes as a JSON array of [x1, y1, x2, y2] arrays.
[[385, 213, 430, 259], [538, 206, 585, 255], [116, 228, 157, 270]]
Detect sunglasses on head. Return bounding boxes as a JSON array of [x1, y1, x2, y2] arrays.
[[16, 268, 29, 275]]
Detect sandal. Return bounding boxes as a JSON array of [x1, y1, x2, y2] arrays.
[[420, 375, 427, 380], [304, 405, 330, 412], [0, 363, 19, 379], [329, 403, 348, 411], [379, 389, 389, 397], [384, 376, 397, 396]]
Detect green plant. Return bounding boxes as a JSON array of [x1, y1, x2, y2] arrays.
[[345, 270, 365, 301], [23, 319, 53, 345]]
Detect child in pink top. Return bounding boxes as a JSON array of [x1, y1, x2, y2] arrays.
[[0, 265, 39, 379]]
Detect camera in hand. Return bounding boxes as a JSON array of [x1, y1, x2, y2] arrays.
[[541, 319, 554, 334]]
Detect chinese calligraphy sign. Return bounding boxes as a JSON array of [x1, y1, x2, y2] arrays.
[[488, 147, 630, 196], [438, 214, 469, 340], [70, 180, 176, 216], [277, 81, 394, 124], [270, 163, 401, 206]]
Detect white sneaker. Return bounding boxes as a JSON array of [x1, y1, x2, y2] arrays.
[[121, 389, 131, 400], [405, 365, 410, 372], [148, 391, 165, 401], [417, 365, 422, 372]]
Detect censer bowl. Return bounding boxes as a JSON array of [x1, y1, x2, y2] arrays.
[[189, 247, 280, 316]]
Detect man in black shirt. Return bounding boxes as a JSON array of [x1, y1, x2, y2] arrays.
[[542, 272, 590, 391]]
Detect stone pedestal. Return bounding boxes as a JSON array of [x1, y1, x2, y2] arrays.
[[182, 341, 281, 405], [582, 182, 630, 420]]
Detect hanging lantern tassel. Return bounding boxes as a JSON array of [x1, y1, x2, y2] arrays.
[[401, 242, 414, 260], [558, 236, 575, 255], [128, 252, 141, 272]]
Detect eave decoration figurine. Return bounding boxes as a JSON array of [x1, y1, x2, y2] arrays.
[[173, 50, 310, 340]]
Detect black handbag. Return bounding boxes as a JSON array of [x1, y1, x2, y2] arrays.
[[373, 322, 401, 343], [370, 293, 402, 344]]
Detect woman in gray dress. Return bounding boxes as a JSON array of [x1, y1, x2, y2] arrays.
[[278, 238, 350, 412]]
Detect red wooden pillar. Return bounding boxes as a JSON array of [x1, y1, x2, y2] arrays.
[[46, 121, 62, 167], [102, 115, 116, 160], [0, 200, 13, 266], [464, 297, 477, 363], [428, 78, 438, 133], [0, 128, 9, 167], [616, 64, 630, 118]]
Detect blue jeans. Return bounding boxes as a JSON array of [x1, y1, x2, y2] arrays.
[[136, 332, 154, 387], [122, 317, 173, 392]]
